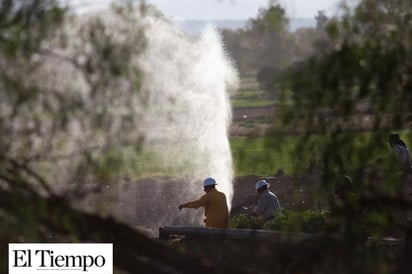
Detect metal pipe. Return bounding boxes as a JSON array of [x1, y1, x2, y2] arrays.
[[158, 226, 329, 242]]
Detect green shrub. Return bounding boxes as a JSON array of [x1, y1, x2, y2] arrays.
[[231, 209, 330, 233], [231, 136, 295, 176], [230, 214, 265, 229]]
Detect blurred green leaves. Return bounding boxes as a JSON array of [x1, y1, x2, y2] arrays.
[[0, 0, 64, 57], [274, 0, 412, 251], [0, 1, 151, 248], [231, 209, 329, 233], [279, 0, 412, 175]]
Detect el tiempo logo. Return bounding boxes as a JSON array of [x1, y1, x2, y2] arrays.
[[9, 243, 112, 274]]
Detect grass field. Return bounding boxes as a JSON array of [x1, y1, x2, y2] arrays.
[[231, 136, 295, 176], [231, 89, 275, 108], [229, 77, 295, 176]]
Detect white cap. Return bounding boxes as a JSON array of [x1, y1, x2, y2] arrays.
[[203, 177, 217, 187], [255, 180, 268, 191]]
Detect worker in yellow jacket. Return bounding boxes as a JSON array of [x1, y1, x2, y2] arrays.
[[178, 177, 229, 228]]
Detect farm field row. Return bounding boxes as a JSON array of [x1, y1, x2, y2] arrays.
[[121, 136, 296, 178]]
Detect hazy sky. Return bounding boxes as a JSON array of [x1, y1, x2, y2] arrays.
[[147, 0, 350, 20], [70, 0, 359, 20]]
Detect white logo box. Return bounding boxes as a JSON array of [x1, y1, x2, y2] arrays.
[[9, 243, 113, 274]]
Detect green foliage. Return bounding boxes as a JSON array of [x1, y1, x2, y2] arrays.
[[222, 2, 299, 77], [230, 213, 265, 229], [269, 4, 412, 270], [0, 0, 153, 246], [282, 1, 412, 125], [266, 209, 329, 233], [248, 3, 289, 35], [277, 0, 412, 191], [1, 2, 148, 190], [0, 0, 65, 56], [231, 209, 330, 233]]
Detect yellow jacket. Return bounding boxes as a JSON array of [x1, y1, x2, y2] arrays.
[[182, 189, 229, 228]]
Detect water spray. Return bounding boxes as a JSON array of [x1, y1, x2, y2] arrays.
[[40, 5, 238, 233]]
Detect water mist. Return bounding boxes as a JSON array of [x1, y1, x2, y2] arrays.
[[140, 17, 237, 199], [40, 6, 238, 234]]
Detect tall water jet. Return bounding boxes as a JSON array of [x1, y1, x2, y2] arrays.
[[139, 17, 237, 200]]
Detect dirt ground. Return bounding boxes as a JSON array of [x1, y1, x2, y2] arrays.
[[231, 173, 320, 217], [230, 106, 275, 136]]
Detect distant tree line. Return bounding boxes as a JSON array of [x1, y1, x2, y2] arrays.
[[221, 2, 329, 95]]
